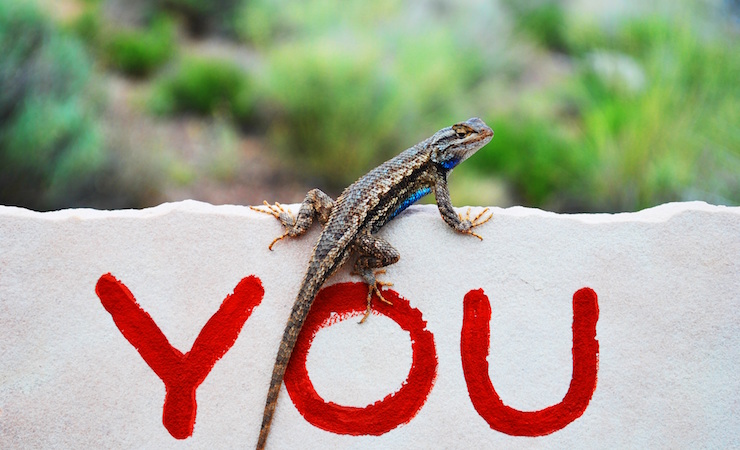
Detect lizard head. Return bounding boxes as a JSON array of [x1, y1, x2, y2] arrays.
[[430, 117, 494, 170]]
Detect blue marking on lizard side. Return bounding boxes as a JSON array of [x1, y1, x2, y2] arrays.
[[390, 187, 432, 219], [440, 157, 461, 170]]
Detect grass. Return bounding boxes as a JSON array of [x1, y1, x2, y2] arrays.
[[570, 15, 740, 209], [242, 0, 501, 189], [0, 0, 104, 209], [263, 39, 402, 188], [150, 56, 255, 122], [476, 115, 585, 208], [4, 0, 737, 211], [158, 0, 242, 36], [506, 0, 569, 52], [105, 16, 176, 78], [477, 10, 740, 211]]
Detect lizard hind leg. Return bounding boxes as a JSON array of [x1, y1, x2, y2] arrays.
[[352, 234, 400, 323]]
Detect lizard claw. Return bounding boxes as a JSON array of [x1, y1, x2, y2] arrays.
[[458, 207, 493, 241], [268, 231, 290, 251], [359, 271, 393, 324], [250, 201, 295, 222], [250, 201, 297, 250]]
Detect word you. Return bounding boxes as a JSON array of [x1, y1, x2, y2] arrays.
[[95, 274, 599, 440]]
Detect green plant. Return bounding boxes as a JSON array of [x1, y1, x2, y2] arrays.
[[476, 115, 587, 207], [240, 0, 500, 189], [66, 3, 103, 51], [263, 40, 403, 188], [236, 0, 402, 47], [157, 0, 241, 36], [150, 56, 255, 121], [0, 0, 103, 209], [391, 29, 487, 127], [487, 13, 740, 211], [574, 16, 738, 209], [234, 0, 285, 46], [506, 0, 569, 52], [105, 16, 176, 78]]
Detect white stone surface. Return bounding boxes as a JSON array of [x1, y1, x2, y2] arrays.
[[0, 200, 738, 448]]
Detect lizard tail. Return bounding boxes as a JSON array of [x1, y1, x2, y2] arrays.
[[256, 360, 286, 449], [256, 279, 321, 450]]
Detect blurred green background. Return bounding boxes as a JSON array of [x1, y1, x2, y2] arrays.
[[1, 0, 738, 212]]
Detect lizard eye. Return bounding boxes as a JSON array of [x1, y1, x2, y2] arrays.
[[453, 125, 471, 138]]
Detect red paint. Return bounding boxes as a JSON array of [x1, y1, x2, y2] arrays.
[[95, 274, 264, 439], [284, 282, 437, 435], [460, 288, 599, 436]]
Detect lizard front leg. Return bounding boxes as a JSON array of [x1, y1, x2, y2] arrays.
[[433, 175, 492, 240], [250, 188, 335, 250], [352, 233, 400, 323]]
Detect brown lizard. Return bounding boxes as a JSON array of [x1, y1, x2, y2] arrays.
[[250, 117, 494, 449]]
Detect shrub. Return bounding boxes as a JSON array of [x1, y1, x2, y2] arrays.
[[569, 16, 739, 210], [505, 0, 569, 52], [66, 3, 103, 50], [489, 14, 740, 211], [234, 0, 284, 47], [150, 56, 255, 121], [391, 29, 488, 128], [105, 16, 176, 78], [236, 0, 404, 47], [157, 0, 241, 36], [475, 115, 587, 208], [263, 40, 403, 189], [241, 0, 499, 189], [0, 1, 104, 209]]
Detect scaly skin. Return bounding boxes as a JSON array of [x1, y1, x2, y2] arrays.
[[251, 117, 494, 449]]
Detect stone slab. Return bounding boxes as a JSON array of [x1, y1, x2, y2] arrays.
[[0, 201, 738, 448]]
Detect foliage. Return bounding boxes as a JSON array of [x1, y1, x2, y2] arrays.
[[264, 40, 402, 188], [150, 56, 255, 121], [66, 2, 103, 50], [480, 13, 740, 211], [391, 29, 488, 128], [3, 0, 736, 212], [568, 16, 739, 210], [157, 0, 241, 36], [242, 0, 500, 188], [236, 0, 401, 47], [105, 16, 176, 78], [505, 0, 569, 52], [0, 0, 104, 209], [475, 115, 586, 207]]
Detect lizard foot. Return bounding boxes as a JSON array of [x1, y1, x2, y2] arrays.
[[359, 270, 393, 324], [249, 201, 296, 250], [457, 207, 493, 240]]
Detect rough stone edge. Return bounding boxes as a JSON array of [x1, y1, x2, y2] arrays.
[[0, 200, 737, 224]]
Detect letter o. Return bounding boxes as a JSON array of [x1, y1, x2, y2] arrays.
[[284, 282, 437, 435]]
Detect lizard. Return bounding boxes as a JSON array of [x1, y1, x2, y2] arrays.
[[250, 117, 494, 449]]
